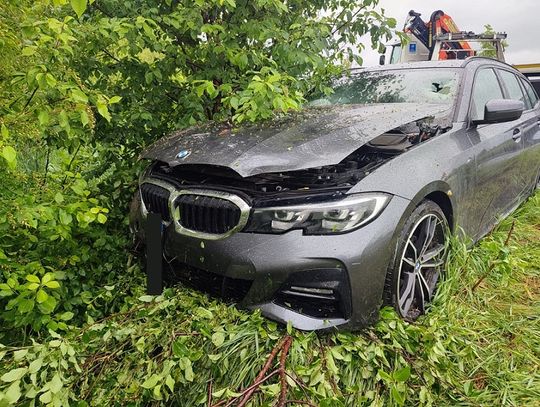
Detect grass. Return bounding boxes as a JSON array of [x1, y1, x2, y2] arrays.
[[1, 193, 539, 406]]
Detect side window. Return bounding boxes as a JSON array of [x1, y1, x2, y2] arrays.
[[531, 80, 540, 100], [470, 68, 504, 121], [521, 78, 539, 108], [518, 80, 533, 110], [498, 69, 528, 106]]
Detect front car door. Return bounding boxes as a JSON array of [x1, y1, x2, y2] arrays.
[[466, 67, 526, 239]]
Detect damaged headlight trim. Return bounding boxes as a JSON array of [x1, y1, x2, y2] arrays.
[[245, 193, 392, 235]]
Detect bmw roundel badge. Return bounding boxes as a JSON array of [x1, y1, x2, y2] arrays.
[[176, 149, 191, 160]]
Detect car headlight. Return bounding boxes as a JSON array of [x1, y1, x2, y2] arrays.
[[245, 193, 391, 235]]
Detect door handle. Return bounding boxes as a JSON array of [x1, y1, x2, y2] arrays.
[[512, 128, 521, 142]]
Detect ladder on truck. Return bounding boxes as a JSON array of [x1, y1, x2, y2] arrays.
[[381, 10, 507, 65], [432, 32, 507, 62]]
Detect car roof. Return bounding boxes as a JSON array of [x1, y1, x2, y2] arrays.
[[352, 57, 517, 73]]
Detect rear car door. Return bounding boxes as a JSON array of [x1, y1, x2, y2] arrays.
[[496, 68, 537, 193], [517, 76, 540, 188], [467, 67, 526, 238]]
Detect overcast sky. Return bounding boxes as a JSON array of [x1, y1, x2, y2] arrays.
[[361, 0, 540, 66]]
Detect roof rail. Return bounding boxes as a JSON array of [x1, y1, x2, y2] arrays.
[[434, 32, 507, 41]]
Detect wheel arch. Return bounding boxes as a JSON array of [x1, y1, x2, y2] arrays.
[[404, 181, 455, 232]]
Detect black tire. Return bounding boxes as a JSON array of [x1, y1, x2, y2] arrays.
[[383, 200, 449, 321]]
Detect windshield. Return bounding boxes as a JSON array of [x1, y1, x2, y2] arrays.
[[309, 68, 461, 106]]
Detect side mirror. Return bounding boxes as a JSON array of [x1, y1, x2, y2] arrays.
[[473, 99, 524, 125], [379, 54, 386, 66]]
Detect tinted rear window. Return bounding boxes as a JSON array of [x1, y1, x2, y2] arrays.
[[528, 78, 540, 102]]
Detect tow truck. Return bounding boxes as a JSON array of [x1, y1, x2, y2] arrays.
[[380, 10, 507, 65]]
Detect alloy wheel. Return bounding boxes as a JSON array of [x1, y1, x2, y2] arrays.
[[396, 213, 447, 320]]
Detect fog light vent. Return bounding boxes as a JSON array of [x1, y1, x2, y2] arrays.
[[273, 267, 351, 320]]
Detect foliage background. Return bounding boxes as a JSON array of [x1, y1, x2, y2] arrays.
[[0, 0, 538, 406]]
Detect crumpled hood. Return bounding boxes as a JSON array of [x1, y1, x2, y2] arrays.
[[141, 103, 452, 177]]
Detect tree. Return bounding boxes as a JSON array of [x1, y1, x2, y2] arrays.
[[71, 0, 397, 145], [478, 24, 508, 59]]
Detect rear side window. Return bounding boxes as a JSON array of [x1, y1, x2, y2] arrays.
[[518, 81, 533, 110], [521, 78, 539, 108], [498, 69, 528, 106], [471, 68, 504, 121], [530, 79, 540, 98]]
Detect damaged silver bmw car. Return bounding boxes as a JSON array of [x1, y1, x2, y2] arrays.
[[130, 58, 540, 330]]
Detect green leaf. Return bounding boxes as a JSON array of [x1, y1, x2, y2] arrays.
[[71, 88, 89, 103], [4, 380, 21, 403], [393, 366, 411, 382], [26, 275, 40, 283], [70, 0, 87, 18], [39, 295, 57, 314], [184, 361, 194, 382], [212, 388, 226, 398], [59, 209, 73, 225], [1, 124, 9, 139], [54, 192, 65, 204], [22, 46, 36, 56], [97, 213, 107, 223], [165, 375, 175, 392], [96, 99, 111, 122], [212, 332, 225, 347], [44, 280, 60, 289], [2, 146, 17, 168], [378, 369, 392, 382], [141, 374, 160, 389], [27, 283, 40, 291], [17, 299, 34, 313], [80, 110, 90, 127], [109, 96, 122, 104], [38, 110, 50, 125], [13, 349, 28, 361], [58, 110, 69, 129], [28, 358, 44, 374], [49, 373, 63, 393], [60, 311, 74, 321], [39, 390, 52, 404], [49, 340, 62, 348], [391, 385, 405, 405], [36, 289, 49, 303], [42, 273, 54, 284], [1, 367, 27, 383], [45, 73, 57, 87]]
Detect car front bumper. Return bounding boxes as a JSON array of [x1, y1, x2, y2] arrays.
[[130, 188, 412, 331]]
